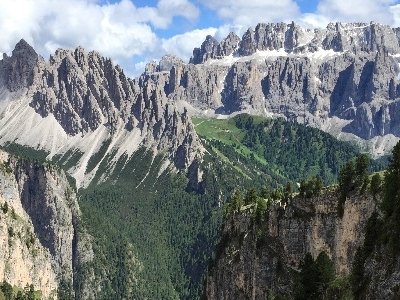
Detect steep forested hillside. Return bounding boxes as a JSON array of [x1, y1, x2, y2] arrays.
[[0, 114, 388, 299], [194, 114, 386, 186]]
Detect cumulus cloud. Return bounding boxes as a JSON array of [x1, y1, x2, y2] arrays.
[[390, 4, 400, 27], [199, 0, 301, 28], [0, 0, 200, 76], [132, 0, 199, 29], [161, 27, 217, 61], [300, 0, 400, 28]]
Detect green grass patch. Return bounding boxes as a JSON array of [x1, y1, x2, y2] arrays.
[[192, 117, 245, 145]]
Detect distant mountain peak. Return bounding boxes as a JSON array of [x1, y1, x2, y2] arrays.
[[190, 21, 400, 65]]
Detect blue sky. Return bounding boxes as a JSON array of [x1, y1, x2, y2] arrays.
[[102, 0, 321, 40], [0, 0, 400, 76]]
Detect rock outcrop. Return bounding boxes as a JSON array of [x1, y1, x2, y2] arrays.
[[0, 149, 96, 299], [0, 39, 39, 92], [190, 33, 241, 64], [205, 191, 375, 299], [1, 22, 400, 180], [191, 22, 400, 63]]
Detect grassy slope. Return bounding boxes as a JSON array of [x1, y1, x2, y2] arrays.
[[193, 114, 386, 187], [193, 117, 283, 187], [193, 116, 268, 165]]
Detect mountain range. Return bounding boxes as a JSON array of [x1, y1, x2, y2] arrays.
[[0, 21, 399, 299]]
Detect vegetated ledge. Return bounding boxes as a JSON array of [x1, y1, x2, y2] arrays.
[[205, 185, 377, 300]]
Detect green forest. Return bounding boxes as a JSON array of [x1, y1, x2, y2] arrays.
[[0, 281, 41, 300], [1, 113, 389, 299]]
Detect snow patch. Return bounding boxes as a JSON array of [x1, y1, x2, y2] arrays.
[[302, 48, 342, 61], [204, 53, 239, 66], [203, 47, 342, 67], [296, 29, 315, 48]]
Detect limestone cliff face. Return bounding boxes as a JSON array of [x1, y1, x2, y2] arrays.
[[0, 149, 95, 299], [205, 191, 375, 299], [187, 23, 400, 143], [184, 22, 400, 155], [362, 246, 400, 299], [191, 22, 400, 64]]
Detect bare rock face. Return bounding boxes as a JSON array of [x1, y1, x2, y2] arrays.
[[191, 22, 400, 62], [205, 191, 375, 299], [0, 150, 96, 299], [0, 39, 40, 92], [145, 55, 185, 74], [0, 41, 202, 188], [222, 60, 265, 112], [190, 33, 241, 64], [159, 54, 185, 72], [1, 22, 400, 181], [217, 32, 241, 57], [363, 246, 400, 299], [190, 35, 219, 64], [322, 22, 400, 53], [168, 63, 229, 111]]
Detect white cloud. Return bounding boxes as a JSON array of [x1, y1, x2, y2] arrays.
[[0, 0, 199, 76], [131, 0, 199, 29], [390, 4, 400, 27], [199, 0, 301, 28], [161, 27, 218, 62], [300, 0, 400, 28]]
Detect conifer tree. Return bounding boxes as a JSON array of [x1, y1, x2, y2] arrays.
[[230, 189, 243, 213], [383, 141, 400, 216], [245, 188, 258, 205], [355, 154, 370, 194], [370, 173, 382, 200]]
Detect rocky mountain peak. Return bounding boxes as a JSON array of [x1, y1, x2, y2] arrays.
[[191, 22, 400, 66], [190, 35, 219, 64], [0, 42, 203, 188], [12, 39, 37, 57], [1, 39, 41, 91], [145, 54, 185, 74]]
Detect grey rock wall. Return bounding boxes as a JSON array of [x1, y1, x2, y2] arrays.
[[0, 150, 96, 299], [205, 191, 375, 299]]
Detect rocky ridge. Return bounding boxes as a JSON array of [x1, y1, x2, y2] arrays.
[[205, 190, 375, 299], [0, 149, 96, 299], [191, 22, 400, 64], [0, 40, 201, 188], [169, 22, 400, 156]]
